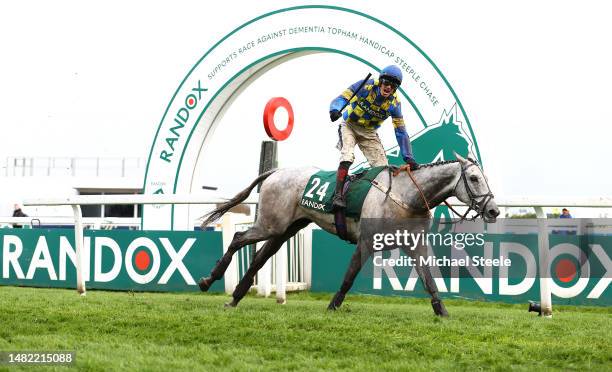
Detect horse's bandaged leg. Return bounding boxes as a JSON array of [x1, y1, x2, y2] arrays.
[[328, 245, 371, 310], [334, 210, 348, 241]]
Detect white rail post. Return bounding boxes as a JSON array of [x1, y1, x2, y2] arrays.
[[221, 213, 239, 294], [275, 242, 287, 304], [303, 226, 313, 289], [535, 207, 552, 317], [71, 205, 86, 296]]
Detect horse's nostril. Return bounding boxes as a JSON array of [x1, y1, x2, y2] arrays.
[[489, 209, 500, 217]]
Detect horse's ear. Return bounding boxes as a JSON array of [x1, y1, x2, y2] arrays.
[[453, 151, 467, 163]]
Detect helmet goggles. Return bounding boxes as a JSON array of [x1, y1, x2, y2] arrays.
[[379, 77, 400, 90]]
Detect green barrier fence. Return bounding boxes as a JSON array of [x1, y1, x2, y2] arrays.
[[311, 230, 611, 306], [0, 229, 224, 292], [2, 227, 610, 306]]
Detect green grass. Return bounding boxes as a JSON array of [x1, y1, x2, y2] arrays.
[[0, 286, 610, 371]]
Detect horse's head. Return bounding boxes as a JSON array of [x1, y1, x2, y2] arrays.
[[453, 154, 500, 223]]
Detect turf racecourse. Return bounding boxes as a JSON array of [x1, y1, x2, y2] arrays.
[[0, 287, 610, 371]]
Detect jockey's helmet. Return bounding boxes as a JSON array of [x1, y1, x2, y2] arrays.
[[379, 65, 403, 88]]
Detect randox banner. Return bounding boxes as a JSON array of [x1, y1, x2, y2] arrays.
[[3, 221, 610, 306], [0, 229, 224, 292], [311, 219, 611, 306]]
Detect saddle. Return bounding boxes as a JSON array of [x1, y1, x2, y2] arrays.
[[334, 167, 393, 243], [334, 164, 421, 242], [300, 166, 388, 242]]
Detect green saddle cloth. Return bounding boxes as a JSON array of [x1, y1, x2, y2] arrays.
[[299, 166, 387, 219]]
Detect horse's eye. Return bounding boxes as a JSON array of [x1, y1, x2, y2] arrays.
[[470, 175, 478, 182]]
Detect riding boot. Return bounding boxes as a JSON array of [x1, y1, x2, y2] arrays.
[[332, 161, 351, 209]]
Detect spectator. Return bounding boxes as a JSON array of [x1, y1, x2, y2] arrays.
[[12, 204, 27, 217], [12, 204, 28, 229], [559, 208, 572, 219]]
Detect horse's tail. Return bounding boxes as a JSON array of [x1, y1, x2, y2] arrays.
[[200, 169, 277, 228]]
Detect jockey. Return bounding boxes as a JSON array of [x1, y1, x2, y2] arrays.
[[329, 65, 418, 209]]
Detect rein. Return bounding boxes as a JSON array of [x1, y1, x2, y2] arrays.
[[392, 165, 432, 218]]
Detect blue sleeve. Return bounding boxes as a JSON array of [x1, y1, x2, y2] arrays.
[[330, 97, 348, 112], [394, 125, 414, 162], [389, 100, 405, 128], [390, 100, 403, 118], [329, 79, 371, 112], [348, 79, 372, 93]]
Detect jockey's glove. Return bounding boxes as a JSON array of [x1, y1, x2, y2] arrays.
[[407, 159, 420, 171], [330, 110, 342, 122]]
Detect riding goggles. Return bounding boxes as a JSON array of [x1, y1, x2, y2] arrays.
[[379, 78, 399, 89]]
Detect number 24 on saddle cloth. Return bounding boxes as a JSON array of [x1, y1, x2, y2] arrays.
[[299, 166, 387, 219]]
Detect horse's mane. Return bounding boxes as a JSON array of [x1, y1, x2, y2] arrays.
[[416, 159, 460, 169], [414, 158, 479, 170]]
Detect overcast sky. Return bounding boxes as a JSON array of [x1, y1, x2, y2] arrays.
[[1, 0, 611, 201]]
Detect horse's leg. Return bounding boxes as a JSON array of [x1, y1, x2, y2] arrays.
[[226, 219, 310, 307], [404, 245, 449, 317], [198, 225, 273, 292], [327, 244, 371, 310], [224, 236, 283, 307]]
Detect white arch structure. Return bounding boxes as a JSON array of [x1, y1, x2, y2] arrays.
[[142, 5, 481, 230]]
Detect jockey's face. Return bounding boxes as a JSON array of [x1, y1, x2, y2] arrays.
[[379, 80, 396, 98]]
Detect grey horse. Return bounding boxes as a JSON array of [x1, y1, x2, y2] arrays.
[[198, 154, 499, 316]]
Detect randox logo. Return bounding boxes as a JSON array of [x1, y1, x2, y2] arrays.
[[158, 80, 208, 167], [1, 232, 204, 286], [372, 237, 611, 301]]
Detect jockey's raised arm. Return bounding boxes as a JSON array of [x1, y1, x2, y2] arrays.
[[329, 77, 374, 121]]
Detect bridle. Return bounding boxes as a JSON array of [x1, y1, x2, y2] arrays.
[[377, 160, 495, 224], [387, 160, 494, 224], [443, 159, 495, 223]]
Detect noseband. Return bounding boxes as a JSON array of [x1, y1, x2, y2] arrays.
[[445, 160, 495, 223]]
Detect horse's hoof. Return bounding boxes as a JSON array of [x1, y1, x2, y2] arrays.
[[198, 277, 212, 292], [327, 301, 341, 311], [327, 292, 344, 311], [432, 299, 449, 317], [224, 301, 237, 308]]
